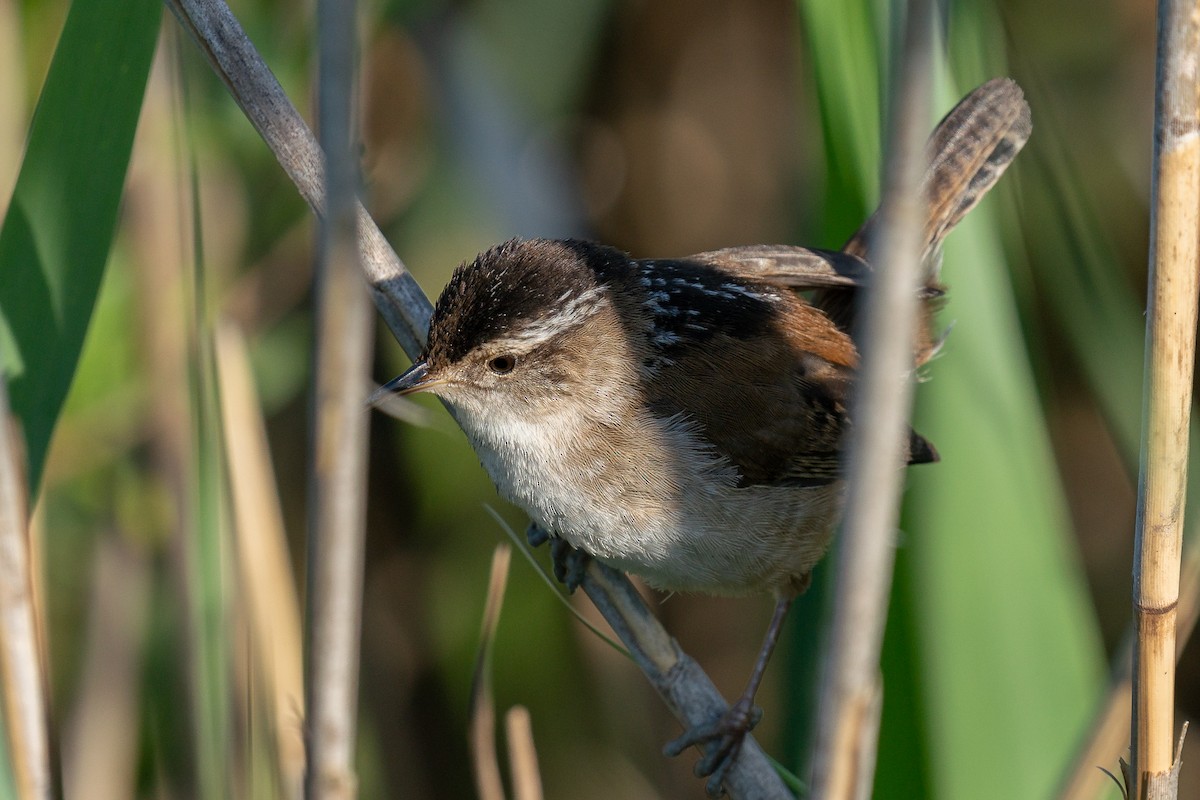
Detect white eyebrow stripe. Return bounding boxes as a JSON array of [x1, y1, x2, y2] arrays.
[[501, 285, 609, 349]]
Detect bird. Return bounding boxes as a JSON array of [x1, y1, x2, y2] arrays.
[[372, 77, 1031, 795]]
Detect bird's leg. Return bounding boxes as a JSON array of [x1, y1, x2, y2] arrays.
[[525, 523, 591, 593], [664, 595, 795, 797]]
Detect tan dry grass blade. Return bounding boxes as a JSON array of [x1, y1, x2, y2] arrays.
[[1131, 0, 1200, 794], [505, 706, 544, 800], [61, 536, 150, 800], [214, 322, 306, 795], [469, 544, 512, 800]]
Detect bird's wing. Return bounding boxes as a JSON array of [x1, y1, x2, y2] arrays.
[[688, 245, 869, 290], [632, 256, 936, 486], [631, 255, 853, 485]]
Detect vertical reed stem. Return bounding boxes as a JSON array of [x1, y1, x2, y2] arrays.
[[304, 0, 373, 796], [1130, 0, 1200, 795], [809, 1, 934, 796]]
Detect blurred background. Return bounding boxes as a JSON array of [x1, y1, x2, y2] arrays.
[[1, 0, 1196, 797]]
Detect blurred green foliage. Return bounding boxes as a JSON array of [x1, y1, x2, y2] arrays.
[[0, 0, 159, 495]]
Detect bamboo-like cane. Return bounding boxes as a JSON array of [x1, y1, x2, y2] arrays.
[[303, 0, 374, 797], [1058, 547, 1199, 799], [807, 1, 934, 796], [1130, 0, 1200, 795], [164, 1, 788, 797]]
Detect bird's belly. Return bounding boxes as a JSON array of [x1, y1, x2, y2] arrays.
[[475, 429, 843, 596], [591, 482, 843, 596]]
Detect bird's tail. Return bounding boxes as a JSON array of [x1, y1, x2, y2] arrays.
[[816, 77, 1032, 362]]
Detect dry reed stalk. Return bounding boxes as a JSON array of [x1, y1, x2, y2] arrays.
[[1130, 0, 1200, 795], [166, 2, 788, 796], [214, 323, 306, 795], [808, 1, 934, 796], [0, 377, 51, 800], [303, 0, 373, 796]]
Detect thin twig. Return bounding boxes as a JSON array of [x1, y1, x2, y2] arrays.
[[808, 1, 934, 797], [0, 370, 52, 800], [303, 0, 373, 797], [164, 2, 787, 797], [1130, 0, 1200, 795]]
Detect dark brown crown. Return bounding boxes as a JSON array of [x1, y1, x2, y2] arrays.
[[424, 238, 634, 365]]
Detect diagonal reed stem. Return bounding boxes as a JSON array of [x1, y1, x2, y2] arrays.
[[163, 0, 429, 357]]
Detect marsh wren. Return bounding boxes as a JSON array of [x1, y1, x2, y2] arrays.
[[374, 78, 1031, 793]]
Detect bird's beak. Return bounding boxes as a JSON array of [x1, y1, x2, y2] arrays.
[[367, 361, 437, 407]]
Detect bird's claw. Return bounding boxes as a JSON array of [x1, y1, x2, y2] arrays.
[[549, 537, 590, 593], [664, 699, 763, 797], [527, 524, 590, 592]]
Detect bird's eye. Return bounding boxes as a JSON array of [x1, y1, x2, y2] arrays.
[[487, 354, 517, 374]]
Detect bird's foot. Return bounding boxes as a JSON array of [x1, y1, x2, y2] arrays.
[[663, 697, 763, 797], [525, 524, 590, 593]]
